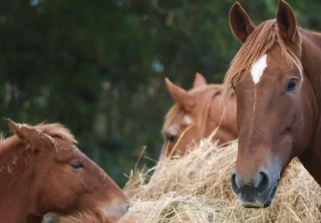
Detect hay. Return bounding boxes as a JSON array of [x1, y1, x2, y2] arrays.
[[118, 140, 321, 223], [43, 139, 321, 223]]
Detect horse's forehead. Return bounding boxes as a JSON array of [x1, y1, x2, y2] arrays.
[[166, 113, 194, 135], [65, 146, 89, 162], [250, 54, 268, 84], [249, 48, 291, 85], [55, 139, 81, 156], [266, 48, 292, 71]]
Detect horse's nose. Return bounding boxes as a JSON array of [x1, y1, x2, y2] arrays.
[[102, 200, 130, 220], [118, 201, 130, 216], [231, 169, 271, 194]]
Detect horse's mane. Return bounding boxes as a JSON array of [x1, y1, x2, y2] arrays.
[[0, 122, 77, 153], [59, 210, 112, 223], [35, 123, 77, 144], [162, 84, 222, 136], [222, 19, 303, 99]]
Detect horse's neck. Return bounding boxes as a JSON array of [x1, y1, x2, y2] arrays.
[[27, 214, 43, 223], [299, 148, 321, 185], [301, 29, 321, 104], [0, 148, 37, 222], [205, 92, 238, 143], [298, 29, 321, 185]]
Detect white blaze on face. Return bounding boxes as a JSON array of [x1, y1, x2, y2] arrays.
[[166, 115, 193, 136], [167, 124, 179, 136], [184, 115, 193, 125], [251, 54, 268, 84]]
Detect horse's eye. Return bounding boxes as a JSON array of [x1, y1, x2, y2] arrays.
[[70, 161, 84, 169], [286, 79, 298, 92], [166, 135, 177, 143]]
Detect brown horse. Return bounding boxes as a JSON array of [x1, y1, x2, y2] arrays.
[[224, 0, 321, 208], [0, 120, 129, 223], [160, 72, 238, 158]]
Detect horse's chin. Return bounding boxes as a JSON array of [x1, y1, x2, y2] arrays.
[[263, 184, 278, 207], [239, 183, 278, 208]]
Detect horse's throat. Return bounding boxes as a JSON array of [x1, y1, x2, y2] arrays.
[[299, 147, 321, 186], [26, 214, 43, 223]]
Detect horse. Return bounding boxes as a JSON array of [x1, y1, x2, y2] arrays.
[[0, 119, 129, 223], [160, 72, 238, 159], [224, 0, 321, 208]]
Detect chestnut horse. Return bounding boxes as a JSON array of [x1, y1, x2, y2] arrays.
[[0, 120, 129, 223], [160, 73, 238, 158], [224, 0, 321, 208]]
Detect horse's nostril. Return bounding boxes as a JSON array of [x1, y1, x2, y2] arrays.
[[257, 171, 270, 191], [231, 172, 240, 194], [124, 203, 130, 212]]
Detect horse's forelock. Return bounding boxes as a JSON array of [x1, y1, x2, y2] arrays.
[[222, 19, 303, 100], [36, 123, 77, 144], [162, 103, 181, 134], [0, 122, 77, 154]]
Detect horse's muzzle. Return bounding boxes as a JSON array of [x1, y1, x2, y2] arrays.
[[231, 170, 279, 208], [100, 199, 130, 220]]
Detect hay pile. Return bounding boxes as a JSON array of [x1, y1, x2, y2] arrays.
[[118, 140, 321, 223]]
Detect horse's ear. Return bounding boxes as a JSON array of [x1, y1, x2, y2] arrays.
[[8, 119, 28, 141], [276, 0, 298, 42], [165, 78, 195, 111], [193, 72, 207, 89], [8, 119, 56, 152], [229, 2, 255, 43]]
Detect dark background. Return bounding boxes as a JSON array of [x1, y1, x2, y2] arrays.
[[1, 0, 320, 186]]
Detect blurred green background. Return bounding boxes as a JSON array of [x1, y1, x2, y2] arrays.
[[1, 0, 321, 186]]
